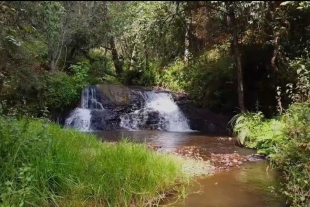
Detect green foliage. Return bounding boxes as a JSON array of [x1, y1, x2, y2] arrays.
[[184, 49, 236, 111], [232, 103, 310, 206], [88, 48, 115, 83], [156, 59, 187, 92], [272, 103, 310, 206], [0, 117, 190, 206], [232, 57, 310, 206], [285, 58, 310, 103], [0, 63, 90, 118], [231, 112, 285, 153], [42, 70, 88, 113], [120, 60, 159, 87]]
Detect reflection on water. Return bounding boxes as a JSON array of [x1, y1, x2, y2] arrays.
[[163, 161, 286, 207], [95, 130, 286, 207]]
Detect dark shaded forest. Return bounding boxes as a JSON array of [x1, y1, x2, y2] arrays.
[[1, 1, 310, 119]]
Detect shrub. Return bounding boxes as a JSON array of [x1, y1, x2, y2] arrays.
[[271, 103, 310, 206], [231, 103, 310, 206]]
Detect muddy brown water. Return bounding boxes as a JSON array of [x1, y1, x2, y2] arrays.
[[95, 130, 287, 207]]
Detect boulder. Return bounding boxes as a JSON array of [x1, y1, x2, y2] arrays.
[[90, 110, 120, 131], [177, 102, 231, 135]]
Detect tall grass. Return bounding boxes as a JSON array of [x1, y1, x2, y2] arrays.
[[0, 117, 190, 207]]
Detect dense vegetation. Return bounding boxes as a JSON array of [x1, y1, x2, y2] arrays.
[[231, 59, 310, 206], [0, 117, 193, 206], [2, 1, 310, 118], [1, 1, 310, 206]]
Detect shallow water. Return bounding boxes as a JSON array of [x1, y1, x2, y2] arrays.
[[96, 130, 253, 155], [95, 130, 286, 207], [162, 161, 286, 207]]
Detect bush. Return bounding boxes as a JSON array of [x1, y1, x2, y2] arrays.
[[231, 112, 285, 154], [156, 59, 187, 92], [0, 62, 90, 118], [272, 103, 310, 206], [184, 51, 237, 112], [42, 71, 88, 113], [232, 102, 310, 206], [0, 117, 190, 206]]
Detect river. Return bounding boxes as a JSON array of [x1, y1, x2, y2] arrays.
[[95, 130, 287, 207]]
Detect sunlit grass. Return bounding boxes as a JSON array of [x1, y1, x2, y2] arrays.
[[0, 117, 197, 207]]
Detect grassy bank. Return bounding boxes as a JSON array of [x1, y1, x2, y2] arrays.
[[231, 102, 310, 207], [0, 117, 200, 207]]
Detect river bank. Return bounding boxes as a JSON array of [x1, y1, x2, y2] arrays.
[[0, 118, 212, 207], [96, 130, 285, 207]]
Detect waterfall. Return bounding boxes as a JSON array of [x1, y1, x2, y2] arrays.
[[65, 85, 193, 132], [81, 87, 104, 110], [65, 87, 104, 131], [64, 108, 91, 132], [120, 91, 192, 132]]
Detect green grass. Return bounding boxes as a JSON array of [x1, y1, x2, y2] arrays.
[[0, 117, 193, 207]]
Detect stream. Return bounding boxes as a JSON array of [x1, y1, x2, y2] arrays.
[[66, 85, 287, 206], [95, 130, 287, 207]]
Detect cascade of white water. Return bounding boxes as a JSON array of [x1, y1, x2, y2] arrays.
[[64, 108, 91, 132], [65, 87, 104, 131], [66, 86, 192, 132], [120, 91, 192, 132], [144, 91, 191, 132]]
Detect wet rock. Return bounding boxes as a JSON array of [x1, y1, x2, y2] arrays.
[[121, 108, 162, 130], [90, 110, 120, 130], [66, 84, 232, 133], [246, 154, 265, 162], [176, 103, 231, 135]]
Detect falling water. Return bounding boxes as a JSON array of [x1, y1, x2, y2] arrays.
[[120, 91, 192, 132], [64, 108, 91, 132], [65, 87, 104, 131], [81, 87, 104, 110], [66, 86, 193, 132]]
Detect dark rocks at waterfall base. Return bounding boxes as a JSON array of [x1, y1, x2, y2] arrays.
[[177, 101, 231, 135], [65, 84, 231, 134], [170, 90, 231, 135], [90, 110, 120, 131], [119, 108, 162, 130]]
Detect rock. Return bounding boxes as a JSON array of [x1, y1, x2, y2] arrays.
[[176, 103, 231, 135], [65, 84, 232, 133], [90, 110, 120, 130]]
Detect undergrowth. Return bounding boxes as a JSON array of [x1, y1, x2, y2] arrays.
[[231, 102, 310, 207], [0, 117, 191, 207]]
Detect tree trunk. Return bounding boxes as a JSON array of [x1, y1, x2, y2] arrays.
[[49, 58, 56, 72], [129, 44, 136, 71], [145, 48, 149, 71], [109, 36, 123, 75], [184, 3, 192, 65], [184, 28, 190, 65], [0, 78, 3, 94], [228, 10, 245, 112], [184, 11, 192, 65]]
